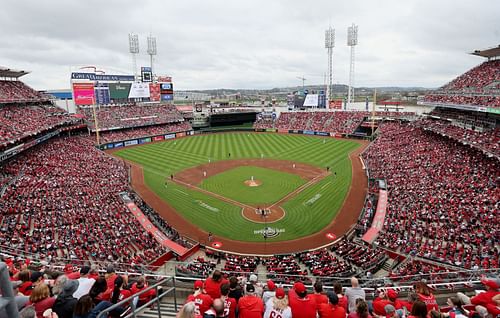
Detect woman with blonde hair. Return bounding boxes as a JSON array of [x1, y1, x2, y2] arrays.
[[264, 288, 292, 318], [26, 283, 56, 318], [177, 301, 196, 318]]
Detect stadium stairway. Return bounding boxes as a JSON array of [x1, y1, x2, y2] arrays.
[[137, 298, 181, 318]]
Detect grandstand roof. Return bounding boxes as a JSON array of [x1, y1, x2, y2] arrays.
[[0, 66, 30, 78], [470, 45, 500, 58]]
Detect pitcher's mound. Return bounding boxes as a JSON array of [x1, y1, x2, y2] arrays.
[[244, 179, 262, 187]]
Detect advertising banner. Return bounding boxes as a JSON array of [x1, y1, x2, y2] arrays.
[[278, 129, 288, 134], [139, 137, 152, 144], [149, 83, 161, 102], [106, 143, 114, 149], [153, 135, 164, 142], [109, 83, 131, 99], [265, 129, 277, 132], [160, 83, 173, 90], [94, 84, 110, 105], [161, 94, 173, 101], [303, 130, 315, 135], [303, 94, 319, 107], [315, 132, 329, 136], [114, 142, 124, 148], [157, 76, 172, 82], [362, 190, 388, 244], [176, 132, 186, 138], [73, 83, 95, 105], [329, 100, 343, 109], [128, 82, 151, 98], [165, 134, 175, 139], [124, 140, 139, 146], [71, 72, 134, 82], [187, 130, 195, 136]]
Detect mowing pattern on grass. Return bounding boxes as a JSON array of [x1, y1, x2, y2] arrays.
[[200, 166, 306, 205], [114, 133, 359, 242]]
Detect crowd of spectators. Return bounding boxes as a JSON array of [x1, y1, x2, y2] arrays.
[[223, 255, 259, 275], [0, 261, 159, 318], [441, 60, 500, 92], [423, 94, 500, 108], [388, 260, 465, 284], [423, 60, 500, 108], [334, 240, 387, 274], [363, 121, 499, 270], [263, 255, 310, 285], [0, 80, 46, 103], [0, 104, 75, 150], [256, 111, 415, 134], [176, 256, 217, 278], [180, 268, 500, 318], [298, 249, 354, 279], [0, 136, 169, 266], [96, 122, 192, 144], [420, 119, 499, 157], [78, 104, 185, 130]]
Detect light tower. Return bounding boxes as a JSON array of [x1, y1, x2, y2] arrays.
[[347, 23, 358, 109], [128, 33, 139, 81], [325, 26, 335, 105], [147, 35, 157, 77]]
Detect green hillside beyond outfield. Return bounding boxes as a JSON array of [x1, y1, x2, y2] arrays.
[[113, 133, 360, 242]]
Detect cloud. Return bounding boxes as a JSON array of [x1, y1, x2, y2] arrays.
[[0, 0, 498, 90]]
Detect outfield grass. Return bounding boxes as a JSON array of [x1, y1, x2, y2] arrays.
[[114, 133, 359, 242], [200, 166, 306, 205]]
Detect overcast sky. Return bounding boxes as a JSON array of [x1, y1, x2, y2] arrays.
[[0, 0, 499, 90]]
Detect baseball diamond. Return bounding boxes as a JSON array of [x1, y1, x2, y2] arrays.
[[111, 132, 368, 253]]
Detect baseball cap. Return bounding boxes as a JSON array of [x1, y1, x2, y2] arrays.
[[275, 288, 285, 299], [267, 280, 276, 291], [327, 291, 338, 305], [246, 284, 255, 293], [194, 280, 204, 289], [249, 274, 258, 282], [481, 279, 499, 290], [64, 264, 74, 273], [387, 289, 398, 300], [294, 282, 306, 294]]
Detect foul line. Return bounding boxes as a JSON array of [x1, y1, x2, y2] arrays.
[[171, 178, 255, 210], [268, 172, 331, 209]]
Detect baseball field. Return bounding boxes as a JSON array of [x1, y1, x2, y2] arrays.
[[113, 133, 362, 244]]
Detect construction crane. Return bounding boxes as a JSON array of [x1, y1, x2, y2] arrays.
[[297, 76, 306, 91]]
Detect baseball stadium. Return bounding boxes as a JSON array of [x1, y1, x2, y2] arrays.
[[0, 7, 499, 318]]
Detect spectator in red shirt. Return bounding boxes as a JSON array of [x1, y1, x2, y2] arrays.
[[186, 280, 213, 318], [415, 282, 438, 311], [26, 283, 55, 318], [204, 270, 228, 300], [311, 280, 328, 310], [237, 284, 264, 318], [130, 276, 156, 307], [318, 291, 346, 318], [220, 283, 236, 318], [457, 278, 499, 317], [334, 282, 348, 311], [288, 282, 317, 318]]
